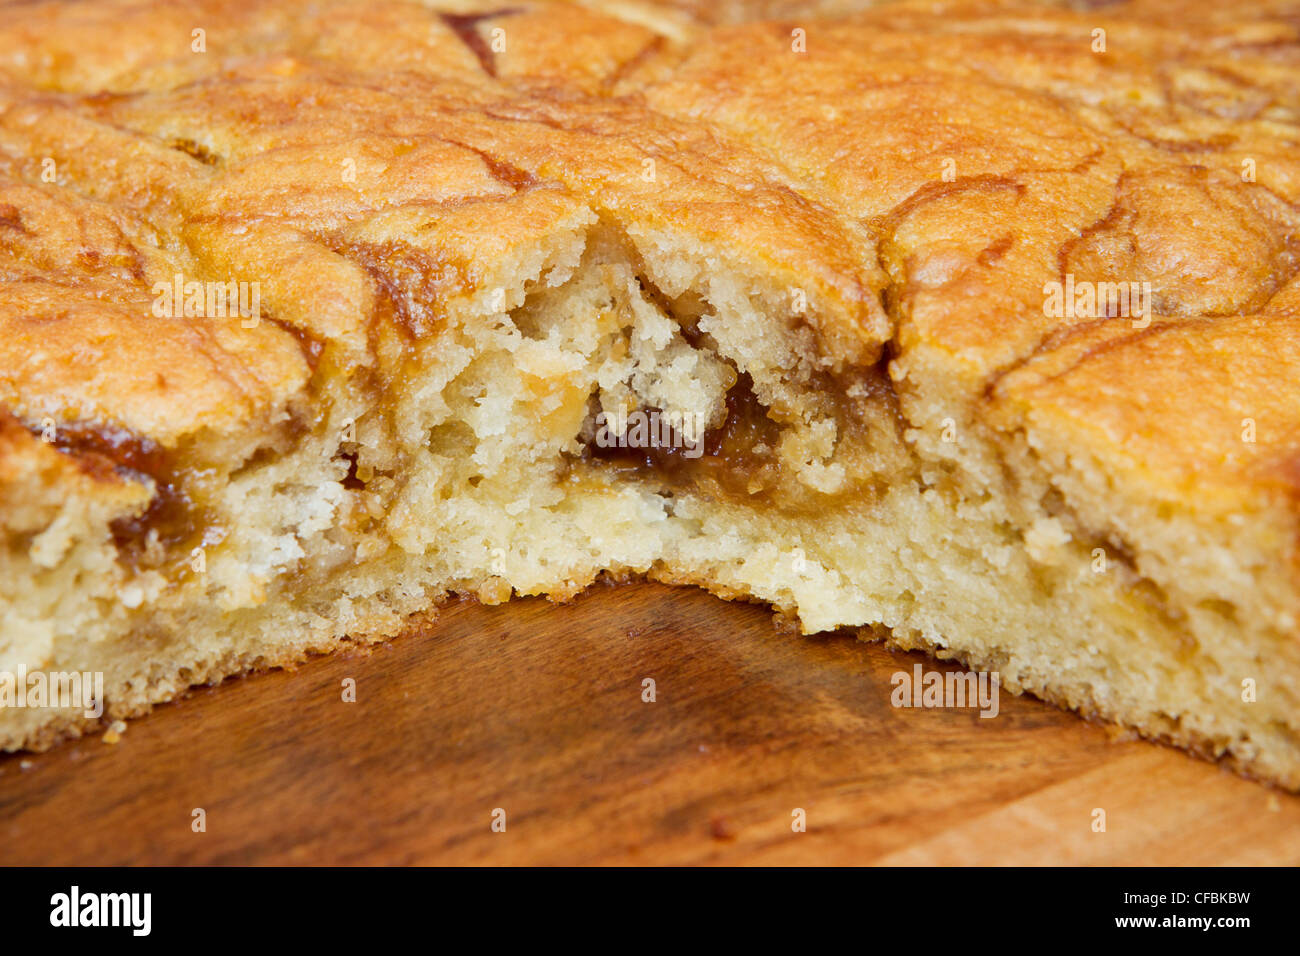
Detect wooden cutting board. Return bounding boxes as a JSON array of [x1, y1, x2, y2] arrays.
[[1, 582, 1296, 865]]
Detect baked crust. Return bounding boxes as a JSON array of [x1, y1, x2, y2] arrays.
[[1, 0, 1298, 787]]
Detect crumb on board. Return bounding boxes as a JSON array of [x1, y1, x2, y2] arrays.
[[709, 813, 735, 841]]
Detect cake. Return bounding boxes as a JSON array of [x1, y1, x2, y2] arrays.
[[1, 0, 1298, 789]]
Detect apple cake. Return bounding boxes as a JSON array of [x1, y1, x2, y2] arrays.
[[1, 0, 1298, 788]]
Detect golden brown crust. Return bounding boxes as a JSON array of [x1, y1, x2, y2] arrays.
[[1, 0, 1294, 516], [994, 315, 1300, 506]]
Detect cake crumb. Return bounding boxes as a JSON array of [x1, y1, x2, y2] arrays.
[[102, 720, 128, 745], [477, 576, 513, 606], [709, 814, 735, 841]]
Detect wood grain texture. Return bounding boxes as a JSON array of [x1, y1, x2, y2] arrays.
[[0, 582, 1295, 865]]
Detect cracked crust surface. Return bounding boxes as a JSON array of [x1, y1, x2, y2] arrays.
[[1, 0, 1299, 787], [2, 0, 1296, 512]]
